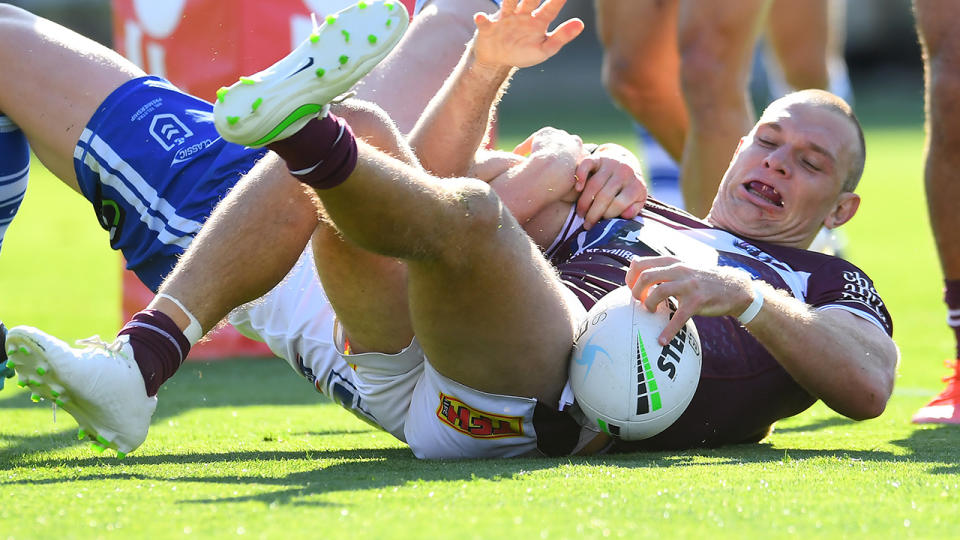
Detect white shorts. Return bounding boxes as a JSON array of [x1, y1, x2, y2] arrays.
[[229, 247, 596, 459]]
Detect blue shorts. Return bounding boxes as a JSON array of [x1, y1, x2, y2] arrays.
[[73, 76, 267, 291]]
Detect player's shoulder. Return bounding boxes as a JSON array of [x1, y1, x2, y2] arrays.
[[752, 238, 864, 276]]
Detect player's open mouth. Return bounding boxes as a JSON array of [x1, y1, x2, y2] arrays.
[[744, 181, 783, 208]]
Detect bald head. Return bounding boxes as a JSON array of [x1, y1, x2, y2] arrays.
[[762, 89, 865, 193]]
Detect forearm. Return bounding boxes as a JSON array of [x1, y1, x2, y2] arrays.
[[630, 258, 898, 419], [468, 149, 525, 183], [490, 152, 576, 222], [408, 41, 514, 177], [743, 284, 898, 420]]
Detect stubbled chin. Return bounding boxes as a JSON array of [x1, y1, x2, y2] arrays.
[[714, 211, 812, 248], [708, 202, 779, 241]]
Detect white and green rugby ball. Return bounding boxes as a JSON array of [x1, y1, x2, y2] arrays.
[[570, 286, 701, 440]]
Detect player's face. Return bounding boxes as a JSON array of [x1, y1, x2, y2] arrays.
[[706, 101, 860, 248]]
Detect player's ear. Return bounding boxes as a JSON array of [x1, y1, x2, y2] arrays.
[[824, 191, 860, 229]]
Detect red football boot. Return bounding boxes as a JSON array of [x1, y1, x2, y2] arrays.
[[912, 359, 960, 424]]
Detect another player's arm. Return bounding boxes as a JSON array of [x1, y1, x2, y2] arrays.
[[407, 42, 513, 177], [627, 258, 899, 420], [471, 129, 647, 247], [407, 0, 584, 177], [465, 129, 581, 247]]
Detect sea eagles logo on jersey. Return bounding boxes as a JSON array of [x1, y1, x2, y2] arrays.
[[436, 392, 524, 439], [149, 113, 194, 151], [841, 270, 889, 325]]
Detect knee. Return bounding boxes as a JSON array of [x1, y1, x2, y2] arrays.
[[435, 179, 506, 261], [602, 50, 643, 106], [0, 4, 35, 104], [929, 50, 960, 106], [332, 100, 394, 140], [603, 53, 676, 119], [927, 71, 960, 144], [0, 4, 32, 30], [449, 178, 504, 233], [0, 4, 31, 43], [0, 3, 28, 19], [331, 99, 414, 163]]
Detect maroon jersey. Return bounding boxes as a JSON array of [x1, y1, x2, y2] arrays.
[[545, 200, 893, 450]]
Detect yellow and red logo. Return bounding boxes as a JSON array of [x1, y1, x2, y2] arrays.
[[436, 392, 524, 439]]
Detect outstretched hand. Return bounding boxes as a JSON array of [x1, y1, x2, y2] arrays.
[[473, 0, 585, 70]]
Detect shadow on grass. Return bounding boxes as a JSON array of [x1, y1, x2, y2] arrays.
[[0, 358, 325, 459], [5, 358, 960, 504], [2, 433, 956, 508], [769, 416, 855, 433], [594, 424, 960, 478], [890, 424, 960, 475], [0, 447, 562, 507], [4, 425, 960, 507]]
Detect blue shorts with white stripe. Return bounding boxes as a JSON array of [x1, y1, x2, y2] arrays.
[[73, 76, 268, 291], [0, 115, 29, 255]]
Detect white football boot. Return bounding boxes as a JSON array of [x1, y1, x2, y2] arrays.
[[214, 0, 409, 147], [5, 326, 157, 458], [1, 321, 14, 390]]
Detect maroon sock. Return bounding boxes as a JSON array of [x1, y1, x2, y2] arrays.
[[945, 279, 960, 359], [118, 310, 191, 397], [267, 113, 358, 190]]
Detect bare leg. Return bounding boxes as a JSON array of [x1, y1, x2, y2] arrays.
[[677, 0, 771, 217], [595, 0, 687, 161], [912, 0, 960, 424], [0, 5, 324, 336], [354, 0, 497, 134], [0, 4, 143, 192], [311, 224, 412, 354], [916, 1, 960, 284], [151, 0, 488, 331], [148, 99, 414, 333], [311, 101, 418, 355], [824, 0, 852, 101], [309, 141, 577, 404], [147, 157, 319, 332], [765, 0, 830, 91]]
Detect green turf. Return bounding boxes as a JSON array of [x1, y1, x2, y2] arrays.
[[2, 116, 960, 538]]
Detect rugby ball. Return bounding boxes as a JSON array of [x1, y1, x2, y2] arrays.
[[570, 286, 701, 440]]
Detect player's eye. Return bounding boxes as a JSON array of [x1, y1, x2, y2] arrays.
[[757, 137, 776, 147], [801, 158, 821, 172]]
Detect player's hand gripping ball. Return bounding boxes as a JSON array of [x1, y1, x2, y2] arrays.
[[570, 286, 701, 440]]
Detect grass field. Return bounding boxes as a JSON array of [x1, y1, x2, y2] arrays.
[[2, 95, 960, 538]]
